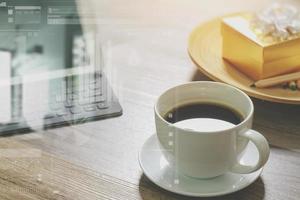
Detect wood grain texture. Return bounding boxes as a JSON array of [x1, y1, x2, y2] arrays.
[[0, 0, 300, 199]]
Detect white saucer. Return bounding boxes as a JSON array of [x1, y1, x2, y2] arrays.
[[138, 134, 263, 197]]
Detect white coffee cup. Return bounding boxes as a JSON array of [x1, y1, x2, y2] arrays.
[[154, 81, 270, 179]]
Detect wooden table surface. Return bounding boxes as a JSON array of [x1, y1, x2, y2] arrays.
[[1, 0, 300, 199]]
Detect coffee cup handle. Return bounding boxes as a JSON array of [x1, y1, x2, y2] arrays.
[[231, 129, 270, 174]]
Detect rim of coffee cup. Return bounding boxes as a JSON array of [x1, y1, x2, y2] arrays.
[[154, 81, 254, 134]]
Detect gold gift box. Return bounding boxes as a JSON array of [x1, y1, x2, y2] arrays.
[[221, 14, 300, 80]]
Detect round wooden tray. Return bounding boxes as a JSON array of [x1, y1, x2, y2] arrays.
[[188, 16, 300, 105]]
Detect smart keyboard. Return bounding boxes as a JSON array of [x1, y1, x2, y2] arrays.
[[43, 72, 122, 128], [0, 71, 122, 134]]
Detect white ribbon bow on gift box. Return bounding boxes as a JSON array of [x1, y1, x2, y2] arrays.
[[251, 3, 300, 41]]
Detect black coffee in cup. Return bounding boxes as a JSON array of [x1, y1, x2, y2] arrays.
[[164, 102, 243, 125]]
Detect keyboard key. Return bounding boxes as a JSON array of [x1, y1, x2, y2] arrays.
[[70, 113, 84, 121], [71, 86, 79, 94], [89, 98, 97, 104], [89, 84, 97, 90], [69, 93, 78, 100], [70, 107, 82, 114], [64, 101, 75, 108], [94, 73, 102, 79], [97, 102, 109, 109], [83, 105, 97, 112], [44, 114, 56, 119], [78, 97, 89, 105], [84, 90, 90, 98], [89, 73, 98, 83], [88, 78, 96, 85], [95, 95, 105, 103], [72, 80, 79, 88], [67, 87, 73, 94], [94, 88, 102, 96], [56, 109, 69, 116]]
